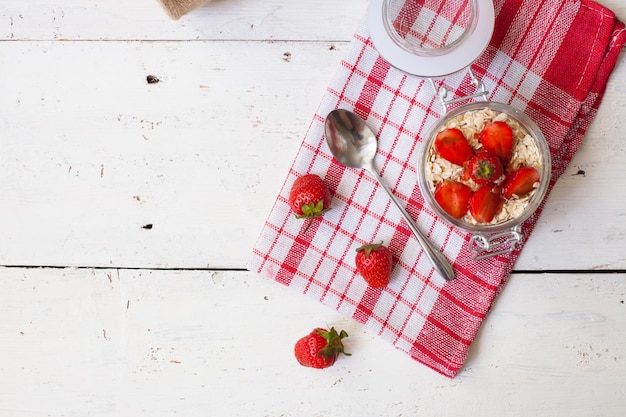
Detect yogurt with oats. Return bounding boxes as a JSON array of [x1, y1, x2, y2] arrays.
[[425, 107, 544, 225]]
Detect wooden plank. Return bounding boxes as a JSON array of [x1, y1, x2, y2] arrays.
[[1, 267, 624, 416], [2, 0, 623, 43], [1, 38, 625, 270], [0, 0, 369, 41], [0, 40, 347, 268], [516, 58, 626, 270]]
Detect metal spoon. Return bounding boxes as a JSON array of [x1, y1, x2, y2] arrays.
[[324, 109, 455, 281]]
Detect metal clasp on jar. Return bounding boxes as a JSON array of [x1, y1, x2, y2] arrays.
[[469, 225, 522, 260], [429, 68, 489, 114]]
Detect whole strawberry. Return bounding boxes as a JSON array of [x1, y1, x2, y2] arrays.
[[294, 327, 350, 369], [355, 242, 393, 288], [467, 150, 503, 185], [288, 174, 331, 233]]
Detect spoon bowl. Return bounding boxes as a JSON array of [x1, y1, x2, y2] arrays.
[[324, 109, 455, 281], [325, 109, 377, 170]]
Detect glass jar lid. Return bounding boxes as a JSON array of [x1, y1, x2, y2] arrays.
[[368, 0, 495, 77]]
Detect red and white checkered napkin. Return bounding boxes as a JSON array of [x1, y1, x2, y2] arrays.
[[248, 0, 625, 377]]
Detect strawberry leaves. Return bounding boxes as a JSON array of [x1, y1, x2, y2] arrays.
[[467, 151, 503, 185], [295, 200, 328, 221]]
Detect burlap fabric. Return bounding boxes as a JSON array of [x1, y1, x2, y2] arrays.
[[157, 0, 212, 19]]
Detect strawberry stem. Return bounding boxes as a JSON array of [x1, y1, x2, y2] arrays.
[[355, 241, 383, 257], [316, 327, 351, 360], [295, 200, 330, 234]]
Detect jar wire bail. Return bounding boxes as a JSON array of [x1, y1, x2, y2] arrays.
[[428, 68, 490, 115]]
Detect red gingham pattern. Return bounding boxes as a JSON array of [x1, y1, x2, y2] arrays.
[[249, 0, 625, 377]]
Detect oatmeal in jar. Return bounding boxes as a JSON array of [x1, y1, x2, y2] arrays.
[[425, 107, 544, 226]]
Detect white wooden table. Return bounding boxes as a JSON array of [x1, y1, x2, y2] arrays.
[[1, 1, 625, 415]]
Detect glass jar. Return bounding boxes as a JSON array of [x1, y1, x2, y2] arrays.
[[369, 0, 494, 77], [369, 0, 552, 258], [417, 101, 552, 259]]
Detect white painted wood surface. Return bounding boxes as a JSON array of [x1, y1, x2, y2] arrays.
[[1, 1, 625, 416], [2, 268, 625, 416]]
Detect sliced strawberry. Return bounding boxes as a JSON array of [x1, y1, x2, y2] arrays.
[[434, 128, 474, 166], [467, 150, 503, 185], [469, 185, 503, 223], [434, 180, 473, 219], [479, 121, 514, 163], [502, 166, 540, 199]]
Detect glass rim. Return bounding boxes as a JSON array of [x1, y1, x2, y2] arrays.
[[382, 0, 479, 57]]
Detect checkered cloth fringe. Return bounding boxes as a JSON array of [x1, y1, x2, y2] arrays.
[[248, 0, 625, 377]]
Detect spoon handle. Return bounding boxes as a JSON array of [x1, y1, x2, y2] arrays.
[[371, 170, 455, 281]]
